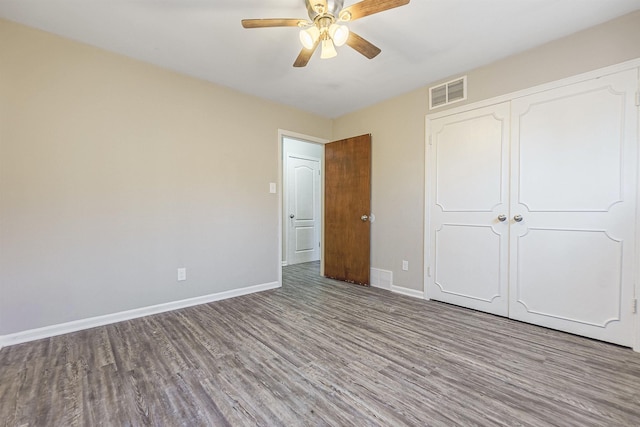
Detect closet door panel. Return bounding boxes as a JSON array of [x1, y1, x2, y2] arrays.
[[434, 224, 502, 302], [516, 228, 622, 326], [427, 102, 510, 316], [509, 69, 638, 346], [517, 86, 624, 212]]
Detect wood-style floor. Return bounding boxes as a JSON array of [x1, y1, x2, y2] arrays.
[[1, 261, 640, 426]]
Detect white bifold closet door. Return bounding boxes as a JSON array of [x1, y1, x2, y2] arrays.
[[427, 68, 638, 347]]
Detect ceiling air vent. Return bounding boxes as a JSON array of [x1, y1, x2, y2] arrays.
[[429, 76, 467, 109]]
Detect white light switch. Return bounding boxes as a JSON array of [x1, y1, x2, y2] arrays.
[[269, 182, 276, 193], [402, 260, 409, 271], [177, 268, 186, 281]]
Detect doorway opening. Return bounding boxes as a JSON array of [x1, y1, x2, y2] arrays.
[[278, 130, 328, 285], [282, 137, 324, 267], [278, 130, 372, 288]]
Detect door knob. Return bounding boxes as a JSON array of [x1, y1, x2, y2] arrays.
[[514, 214, 523, 222], [497, 214, 507, 222], [289, 214, 294, 219], [361, 215, 369, 222]]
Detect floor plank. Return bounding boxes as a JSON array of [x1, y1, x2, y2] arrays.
[[1, 261, 639, 426]]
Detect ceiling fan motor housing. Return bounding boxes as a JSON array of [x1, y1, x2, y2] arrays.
[[306, 0, 344, 20]]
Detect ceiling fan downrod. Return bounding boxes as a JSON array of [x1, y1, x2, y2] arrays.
[[306, 0, 345, 21]]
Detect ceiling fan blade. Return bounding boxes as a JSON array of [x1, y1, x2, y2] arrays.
[[346, 32, 381, 59], [241, 18, 306, 29], [340, 0, 410, 21], [293, 39, 321, 67]]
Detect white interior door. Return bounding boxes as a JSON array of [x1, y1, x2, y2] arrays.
[[427, 102, 511, 316], [509, 69, 638, 347], [287, 155, 321, 265]]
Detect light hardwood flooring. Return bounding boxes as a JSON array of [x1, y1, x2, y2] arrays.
[[1, 261, 640, 426]]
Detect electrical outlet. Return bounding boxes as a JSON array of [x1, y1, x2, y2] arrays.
[[402, 260, 409, 271], [177, 268, 187, 281]]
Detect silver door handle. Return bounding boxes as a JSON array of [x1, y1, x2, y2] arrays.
[[361, 215, 369, 222], [497, 214, 507, 222], [514, 214, 523, 222], [289, 214, 294, 219]]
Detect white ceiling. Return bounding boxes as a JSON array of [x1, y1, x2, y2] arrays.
[[1, 0, 639, 118]]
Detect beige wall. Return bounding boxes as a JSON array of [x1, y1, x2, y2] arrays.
[[2, 9, 640, 337], [435, 10, 640, 111], [333, 10, 640, 291], [0, 19, 332, 335], [333, 91, 428, 290]]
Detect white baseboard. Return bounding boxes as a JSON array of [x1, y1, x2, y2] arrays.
[[370, 267, 393, 290], [391, 285, 424, 300], [281, 261, 288, 267], [0, 281, 280, 349], [370, 266, 423, 299]]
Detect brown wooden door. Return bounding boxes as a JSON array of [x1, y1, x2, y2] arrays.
[[324, 134, 371, 286]]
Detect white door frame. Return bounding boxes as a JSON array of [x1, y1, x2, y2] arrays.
[[424, 57, 640, 351], [277, 130, 328, 287]]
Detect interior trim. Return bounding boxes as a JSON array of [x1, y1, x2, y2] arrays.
[[391, 285, 424, 300], [0, 281, 280, 349]]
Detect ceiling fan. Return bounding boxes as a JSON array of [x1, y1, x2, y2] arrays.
[[241, 0, 410, 67]]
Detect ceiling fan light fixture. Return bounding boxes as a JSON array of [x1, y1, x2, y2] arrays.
[[320, 39, 338, 59], [329, 24, 349, 47], [242, 0, 410, 67], [299, 26, 320, 49]]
